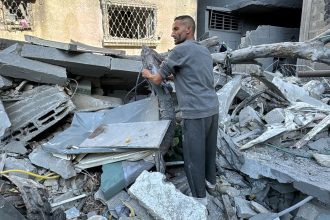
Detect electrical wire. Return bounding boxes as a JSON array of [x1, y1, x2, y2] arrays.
[[0, 169, 60, 180]]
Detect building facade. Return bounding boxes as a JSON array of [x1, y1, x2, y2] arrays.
[[0, 0, 197, 55]]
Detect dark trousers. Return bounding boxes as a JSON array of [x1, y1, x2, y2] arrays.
[[182, 113, 218, 198]]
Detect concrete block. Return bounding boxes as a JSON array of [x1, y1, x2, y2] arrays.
[[128, 171, 207, 220], [1, 85, 75, 143], [2, 141, 27, 154], [0, 52, 67, 85], [29, 147, 76, 179], [264, 108, 285, 124], [239, 106, 263, 127]]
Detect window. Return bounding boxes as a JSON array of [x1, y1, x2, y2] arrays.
[[0, 0, 33, 31], [102, 0, 159, 47], [209, 10, 240, 32]]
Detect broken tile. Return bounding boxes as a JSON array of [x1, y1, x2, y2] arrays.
[[128, 171, 207, 220], [29, 147, 76, 179]]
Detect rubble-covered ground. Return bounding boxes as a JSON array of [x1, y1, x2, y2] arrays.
[[1, 36, 330, 220]]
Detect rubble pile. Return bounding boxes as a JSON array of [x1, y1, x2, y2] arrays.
[[0, 35, 330, 220]]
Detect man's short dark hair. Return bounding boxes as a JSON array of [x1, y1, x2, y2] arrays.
[[174, 15, 195, 34]]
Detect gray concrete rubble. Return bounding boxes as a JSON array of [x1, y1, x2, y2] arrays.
[[29, 147, 76, 179], [0, 75, 12, 89], [1, 140, 27, 154], [0, 52, 67, 85], [1, 85, 75, 143], [71, 93, 121, 112], [0, 99, 11, 138], [4, 157, 36, 178], [128, 171, 207, 220]]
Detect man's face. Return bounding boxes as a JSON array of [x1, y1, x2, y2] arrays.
[[171, 20, 190, 45]]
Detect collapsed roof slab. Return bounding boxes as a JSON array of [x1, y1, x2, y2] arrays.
[[1, 85, 75, 143], [0, 52, 67, 85], [20, 44, 112, 77], [240, 147, 330, 204]]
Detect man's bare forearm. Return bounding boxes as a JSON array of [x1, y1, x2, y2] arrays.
[[142, 69, 163, 85]]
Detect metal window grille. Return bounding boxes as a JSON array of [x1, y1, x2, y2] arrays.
[[209, 10, 240, 32], [0, 0, 33, 31], [102, 0, 159, 47]]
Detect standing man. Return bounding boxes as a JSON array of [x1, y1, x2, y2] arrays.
[[142, 15, 219, 206]]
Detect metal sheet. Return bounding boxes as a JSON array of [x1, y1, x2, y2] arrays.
[[43, 97, 159, 154], [79, 120, 171, 149]]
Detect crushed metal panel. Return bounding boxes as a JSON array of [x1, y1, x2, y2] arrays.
[[1, 85, 75, 143], [79, 120, 171, 149], [0, 99, 11, 138], [20, 44, 112, 77], [43, 96, 159, 154], [0, 52, 67, 86]]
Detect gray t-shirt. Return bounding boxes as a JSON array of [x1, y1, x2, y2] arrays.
[[159, 40, 219, 119]]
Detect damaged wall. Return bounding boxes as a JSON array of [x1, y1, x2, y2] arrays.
[[0, 0, 197, 55]]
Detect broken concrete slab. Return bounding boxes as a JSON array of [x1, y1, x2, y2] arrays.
[[234, 197, 257, 218], [128, 171, 207, 220], [0, 99, 11, 138], [239, 147, 330, 204], [312, 153, 330, 168], [0, 52, 67, 85], [4, 157, 36, 178], [217, 74, 243, 124], [0, 75, 12, 89], [308, 137, 330, 151], [1, 140, 27, 154], [70, 39, 125, 56], [1, 85, 75, 143], [20, 44, 112, 77], [43, 96, 159, 154], [25, 35, 78, 51], [29, 147, 76, 179], [79, 120, 171, 149], [295, 201, 330, 220]]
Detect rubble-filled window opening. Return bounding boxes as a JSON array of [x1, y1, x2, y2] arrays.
[[0, 0, 33, 31], [102, 0, 159, 47], [208, 10, 240, 32]]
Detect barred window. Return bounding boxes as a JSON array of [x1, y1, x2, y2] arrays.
[[0, 0, 33, 31], [209, 10, 240, 32], [102, 0, 159, 47]]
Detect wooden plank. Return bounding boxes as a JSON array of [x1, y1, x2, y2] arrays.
[[79, 120, 171, 149]]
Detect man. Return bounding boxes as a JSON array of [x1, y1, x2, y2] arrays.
[[142, 15, 219, 205]]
